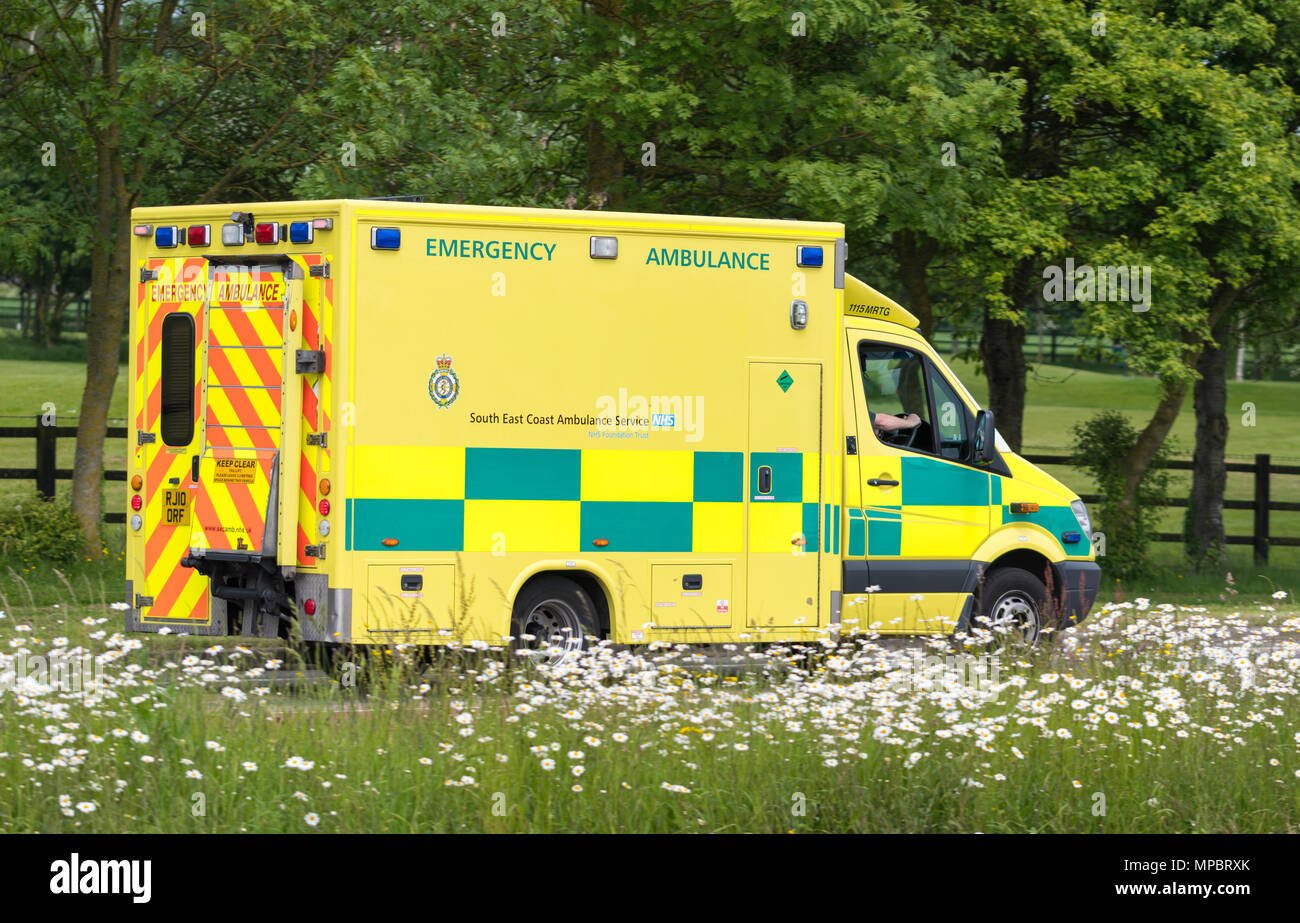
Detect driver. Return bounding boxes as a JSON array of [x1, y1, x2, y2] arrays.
[[862, 351, 924, 438], [874, 411, 921, 435]]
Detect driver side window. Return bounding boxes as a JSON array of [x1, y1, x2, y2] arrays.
[[859, 343, 935, 454]]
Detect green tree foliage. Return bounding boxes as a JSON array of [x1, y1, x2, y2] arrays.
[[1, 0, 1298, 560]]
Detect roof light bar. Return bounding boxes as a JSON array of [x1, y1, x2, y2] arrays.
[[589, 236, 618, 259], [796, 245, 824, 268], [371, 227, 400, 250]]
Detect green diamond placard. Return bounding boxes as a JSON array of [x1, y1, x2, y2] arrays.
[[776, 369, 794, 392]]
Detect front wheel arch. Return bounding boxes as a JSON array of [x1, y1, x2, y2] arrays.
[[961, 565, 1053, 643]]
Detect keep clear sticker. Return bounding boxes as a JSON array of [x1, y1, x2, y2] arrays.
[[716, 599, 730, 614], [213, 458, 256, 484]]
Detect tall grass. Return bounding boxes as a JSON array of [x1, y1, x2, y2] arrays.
[[0, 571, 1297, 833]]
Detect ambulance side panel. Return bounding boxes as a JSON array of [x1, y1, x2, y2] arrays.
[[342, 208, 843, 643]]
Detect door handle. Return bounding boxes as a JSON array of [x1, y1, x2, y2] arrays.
[[191, 455, 200, 483], [867, 478, 900, 487]]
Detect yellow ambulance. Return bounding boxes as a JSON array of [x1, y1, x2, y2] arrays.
[[124, 199, 1100, 659]]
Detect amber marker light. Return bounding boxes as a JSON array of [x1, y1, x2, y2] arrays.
[[319, 478, 330, 496], [592, 538, 609, 547], [131, 475, 142, 491], [289, 310, 297, 331], [382, 538, 399, 547]]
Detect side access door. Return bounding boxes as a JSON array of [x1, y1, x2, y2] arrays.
[[844, 332, 989, 632], [746, 361, 822, 629]]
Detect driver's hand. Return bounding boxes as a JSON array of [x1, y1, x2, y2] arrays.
[[900, 413, 921, 428]]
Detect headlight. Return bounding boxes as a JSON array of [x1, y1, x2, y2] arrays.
[[1070, 500, 1092, 536]]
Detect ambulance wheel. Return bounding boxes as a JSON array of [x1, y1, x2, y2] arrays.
[[510, 577, 601, 666], [973, 568, 1048, 644]]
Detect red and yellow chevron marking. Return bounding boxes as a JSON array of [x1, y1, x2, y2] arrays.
[[193, 450, 278, 551], [140, 256, 209, 623], [294, 254, 325, 566], [194, 265, 287, 556]]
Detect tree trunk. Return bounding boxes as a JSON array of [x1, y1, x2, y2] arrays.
[[979, 261, 1032, 454], [586, 119, 624, 208], [893, 229, 938, 340], [1187, 317, 1229, 568], [72, 7, 127, 555], [1116, 285, 1237, 516], [980, 311, 1026, 452], [1118, 378, 1187, 514], [1234, 316, 1245, 381], [34, 285, 51, 348], [584, 0, 624, 209]]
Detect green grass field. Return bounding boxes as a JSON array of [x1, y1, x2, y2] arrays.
[[0, 581, 1295, 833], [0, 357, 129, 512]]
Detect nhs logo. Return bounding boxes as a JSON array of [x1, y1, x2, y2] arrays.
[[650, 413, 676, 429]]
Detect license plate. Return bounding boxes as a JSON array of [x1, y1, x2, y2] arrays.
[[162, 489, 191, 526]]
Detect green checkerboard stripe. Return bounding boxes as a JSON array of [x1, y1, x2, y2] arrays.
[[348, 449, 780, 552]]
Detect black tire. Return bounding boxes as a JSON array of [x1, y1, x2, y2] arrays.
[[971, 567, 1050, 644], [510, 576, 602, 666]]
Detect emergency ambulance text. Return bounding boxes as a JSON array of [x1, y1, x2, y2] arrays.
[[645, 247, 770, 270], [426, 238, 556, 261]]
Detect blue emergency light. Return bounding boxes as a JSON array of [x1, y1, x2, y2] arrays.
[[155, 226, 179, 248], [371, 227, 400, 250], [289, 221, 313, 244], [796, 245, 823, 267]]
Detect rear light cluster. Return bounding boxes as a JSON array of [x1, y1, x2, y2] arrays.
[[318, 479, 331, 539], [141, 216, 332, 248], [129, 473, 143, 531]]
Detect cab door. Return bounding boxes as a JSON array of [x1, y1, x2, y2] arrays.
[[845, 331, 989, 632], [746, 361, 821, 629]]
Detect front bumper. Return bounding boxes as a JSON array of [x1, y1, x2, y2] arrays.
[[1056, 561, 1101, 626]]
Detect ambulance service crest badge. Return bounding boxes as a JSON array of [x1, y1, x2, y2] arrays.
[[428, 354, 460, 408]]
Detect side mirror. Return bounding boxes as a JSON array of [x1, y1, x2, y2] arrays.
[[973, 410, 997, 464]]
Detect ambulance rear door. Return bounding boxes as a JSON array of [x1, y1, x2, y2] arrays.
[[191, 260, 303, 561]]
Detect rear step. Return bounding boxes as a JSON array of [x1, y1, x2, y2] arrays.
[[182, 551, 292, 636]]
